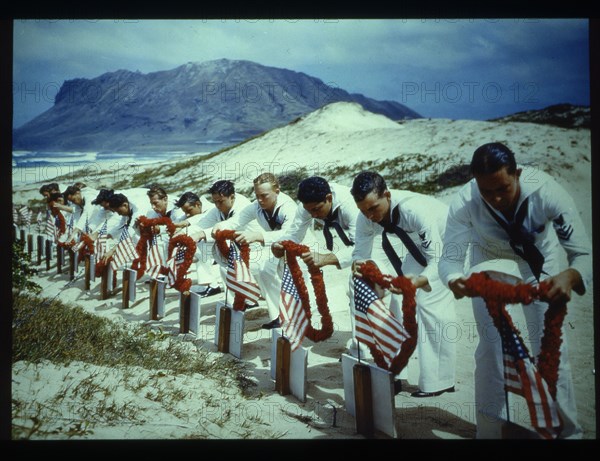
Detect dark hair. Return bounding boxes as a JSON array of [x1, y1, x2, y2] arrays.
[[92, 189, 115, 205], [48, 192, 63, 202], [107, 193, 128, 209], [175, 191, 200, 208], [63, 185, 81, 200], [147, 186, 167, 199], [297, 176, 331, 203], [471, 142, 517, 176], [39, 184, 52, 194], [208, 180, 235, 197], [350, 171, 387, 202]]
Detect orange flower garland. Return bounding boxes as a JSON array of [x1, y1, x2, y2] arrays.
[[279, 240, 334, 343], [131, 216, 175, 279], [463, 272, 564, 398], [358, 261, 418, 375], [48, 202, 66, 237], [167, 234, 196, 294], [76, 233, 95, 263], [214, 229, 254, 311], [132, 216, 196, 293]]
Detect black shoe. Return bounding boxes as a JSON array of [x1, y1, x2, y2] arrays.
[[410, 385, 455, 398], [245, 300, 259, 309], [199, 286, 222, 298], [261, 318, 281, 330], [394, 380, 403, 395]]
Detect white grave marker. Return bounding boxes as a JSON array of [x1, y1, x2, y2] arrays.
[[341, 353, 396, 438]]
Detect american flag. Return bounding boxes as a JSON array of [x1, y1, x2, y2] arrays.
[[225, 241, 261, 305], [45, 210, 57, 240], [353, 276, 410, 368], [110, 226, 138, 271], [95, 221, 108, 262], [147, 234, 166, 280], [166, 243, 187, 286], [18, 206, 31, 227], [279, 265, 309, 351], [36, 211, 44, 231], [65, 213, 75, 240], [499, 312, 562, 439], [13, 207, 19, 224]]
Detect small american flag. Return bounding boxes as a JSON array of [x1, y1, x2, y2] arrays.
[[225, 242, 261, 304], [95, 221, 108, 262], [13, 207, 19, 224], [45, 210, 57, 240], [279, 265, 309, 351], [110, 226, 138, 271], [166, 243, 187, 286], [147, 234, 165, 280], [353, 276, 410, 368], [18, 206, 31, 227], [36, 211, 43, 231], [65, 213, 75, 240], [499, 312, 562, 439]]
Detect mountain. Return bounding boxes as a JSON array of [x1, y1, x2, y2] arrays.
[[12, 59, 421, 152], [488, 103, 590, 129]]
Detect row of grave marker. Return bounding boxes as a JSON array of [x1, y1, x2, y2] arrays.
[[14, 225, 536, 439], [12, 224, 409, 438]]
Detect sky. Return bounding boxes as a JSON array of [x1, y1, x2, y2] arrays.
[[11, 18, 591, 129]]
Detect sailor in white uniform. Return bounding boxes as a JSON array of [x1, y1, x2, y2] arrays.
[[351, 171, 457, 397], [438, 142, 592, 439], [177, 180, 258, 300], [171, 191, 222, 296], [103, 192, 153, 261], [215, 173, 298, 329], [272, 176, 363, 354]]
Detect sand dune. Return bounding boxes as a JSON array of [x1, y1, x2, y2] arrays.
[[11, 102, 594, 440]]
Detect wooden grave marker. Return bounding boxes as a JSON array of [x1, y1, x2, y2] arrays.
[[121, 268, 137, 309], [27, 234, 34, 259], [68, 249, 76, 280], [213, 302, 244, 359], [56, 245, 64, 274], [84, 255, 95, 290], [36, 235, 44, 265], [149, 276, 167, 320], [100, 264, 114, 300], [45, 240, 52, 271], [270, 328, 308, 402], [179, 286, 204, 335], [341, 353, 396, 438]]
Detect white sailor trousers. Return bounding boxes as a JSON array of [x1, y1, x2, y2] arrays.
[[389, 274, 457, 393]]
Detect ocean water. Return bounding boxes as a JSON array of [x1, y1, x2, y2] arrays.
[[11, 150, 212, 187]]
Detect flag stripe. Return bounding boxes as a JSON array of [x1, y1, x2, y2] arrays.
[[353, 277, 409, 369], [500, 313, 562, 439], [225, 243, 261, 303], [278, 265, 308, 351]]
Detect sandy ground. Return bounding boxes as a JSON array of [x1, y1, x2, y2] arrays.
[[11, 103, 594, 440]]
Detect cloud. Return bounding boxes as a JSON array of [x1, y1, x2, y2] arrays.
[[12, 18, 590, 127]]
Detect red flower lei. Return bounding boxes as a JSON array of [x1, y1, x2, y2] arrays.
[[214, 229, 254, 311], [131, 216, 175, 279], [463, 272, 564, 398], [358, 261, 418, 375], [48, 201, 66, 238], [76, 233, 95, 263], [279, 240, 334, 343], [131, 216, 196, 293], [167, 234, 196, 294]]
